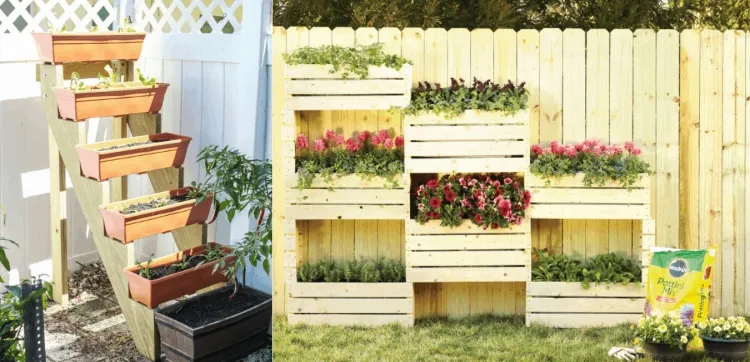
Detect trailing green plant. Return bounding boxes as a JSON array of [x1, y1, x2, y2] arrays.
[[405, 78, 529, 119], [530, 140, 652, 191], [634, 312, 695, 349], [295, 129, 404, 190], [192, 145, 272, 297], [283, 44, 412, 79], [696, 316, 750, 341], [531, 248, 642, 288], [297, 258, 406, 283]]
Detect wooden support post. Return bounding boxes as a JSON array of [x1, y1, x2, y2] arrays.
[[39, 64, 159, 361], [48, 128, 68, 305], [110, 61, 131, 202]]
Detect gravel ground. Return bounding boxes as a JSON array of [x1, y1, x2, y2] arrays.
[[43, 261, 271, 361]]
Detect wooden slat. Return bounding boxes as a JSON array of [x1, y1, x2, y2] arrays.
[[288, 282, 414, 297], [405, 124, 528, 141], [680, 29, 701, 251], [286, 188, 406, 205], [407, 220, 531, 234], [406, 250, 530, 266], [528, 204, 652, 220], [288, 298, 413, 314], [286, 205, 407, 220], [405, 157, 529, 173], [527, 297, 644, 313], [526, 173, 650, 188], [526, 313, 641, 328], [527, 282, 645, 297], [287, 314, 413, 327], [406, 234, 530, 250], [286, 95, 409, 111], [407, 267, 529, 282], [405, 110, 529, 125], [285, 64, 410, 79], [285, 79, 408, 94], [530, 188, 650, 204], [406, 140, 528, 157], [285, 173, 407, 188]]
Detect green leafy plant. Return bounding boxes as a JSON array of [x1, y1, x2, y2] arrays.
[[137, 68, 157, 87], [136, 255, 155, 279], [69, 67, 156, 91], [193, 145, 272, 297], [90, 17, 137, 32], [696, 316, 750, 341], [69, 72, 88, 91], [295, 129, 404, 190], [297, 258, 406, 283], [531, 248, 642, 288], [405, 78, 529, 119], [530, 140, 652, 190], [634, 312, 695, 349], [283, 44, 412, 79], [47, 22, 67, 33], [414, 174, 531, 229]]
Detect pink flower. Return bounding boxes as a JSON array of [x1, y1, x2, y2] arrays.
[[523, 190, 532, 208], [395, 136, 405, 148], [377, 129, 389, 141], [383, 138, 394, 149], [564, 146, 577, 157], [296, 134, 309, 149], [469, 178, 478, 186], [313, 139, 326, 152], [499, 199, 512, 217], [345, 138, 361, 152], [429, 197, 441, 209], [372, 133, 384, 146], [611, 145, 623, 155], [515, 217, 523, 225], [459, 177, 467, 188], [593, 147, 602, 156], [624, 141, 635, 152], [550, 141, 564, 155], [426, 180, 439, 189], [477, 199, 486, 210], [445, 189, 456, 202], [574, 143, 584, 151], [494, 195, 505, 206], [460, 197, 471, 207], [474, 214, 483, 225], [504, 177, 513, 185], [632, 148, 642, 156], [531, 144, 544, 155], [334, 134, 345, 145], [325, 129, 336, 140], [418, 204, 425, 211], [358, 131, 370, 143], [416, 185, 425, 196]]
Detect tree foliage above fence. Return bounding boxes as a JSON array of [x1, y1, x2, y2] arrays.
[[273, 0, 747, 31]]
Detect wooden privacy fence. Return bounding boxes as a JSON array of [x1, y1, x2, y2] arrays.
[[271, 26, 750, 318]]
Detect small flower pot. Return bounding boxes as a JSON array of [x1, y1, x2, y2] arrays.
[[124, 242, 235, 309], [701, 337, 749, 361], [53, 82, 168, 121], [32, 32, 146, 64], [154, 284, 272, 362], [642, 342, 686, 361], [76, 133, 191, 181], [100, 187, 217, 244]]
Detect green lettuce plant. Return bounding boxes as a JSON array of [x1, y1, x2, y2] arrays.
[[283, 44, 412, 79], [531, 248, 642, 288], [405, 78, 529, 118]]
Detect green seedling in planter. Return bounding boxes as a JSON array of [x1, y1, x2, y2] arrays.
[[531, 248, 641, 289], [69, 72, 88, 91], [137, 68, 157, 87], [47, 22, 67, 33], [136, 255, 155, 280]]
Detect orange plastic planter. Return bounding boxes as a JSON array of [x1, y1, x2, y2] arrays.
[[32, 32, 146, 64], [54, 82, 169, 121], [100, 187, 216, 244], [76, 133, 191, 181], [124, 242, 236, 309]]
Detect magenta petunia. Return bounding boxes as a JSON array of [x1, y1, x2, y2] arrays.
[[296, 134, 309, 149], [313, 139, 326, 152]]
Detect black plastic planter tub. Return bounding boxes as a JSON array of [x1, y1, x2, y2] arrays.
[[154, 285, 272, 362], [702, 337, 750, 361]]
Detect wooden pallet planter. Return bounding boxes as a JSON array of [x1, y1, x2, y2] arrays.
[[526, 282, 645, 327], [54, 82, 169, 121], [284, 174, 409, 220], [405, 220, 531, 282], [32, 32, 146, 64], [76, 133, 191, 181], [403, 110, 529, 173], [284, 64, 412, 111], [287, 282, 414, 327], [525, 173, 651, 219]]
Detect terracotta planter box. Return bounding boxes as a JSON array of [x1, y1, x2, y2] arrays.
[[155, 285, 272, 362], [124, 242, 235, 309], [76, 133, 191, 181], [54, 82, 169, 121], [32, 32, 146, 64], [100, 187, 216, 244]]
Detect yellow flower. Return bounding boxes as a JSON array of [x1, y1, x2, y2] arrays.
[[633, 338, 640, 345], [737, 323, 745, 332], [698, 322, 707, 329], [658, 324, 668, 333], [724, 322, 732, 331], [715, 326, 723, 333], [729, 317, 737, 323], [680, 335, 688, 344]]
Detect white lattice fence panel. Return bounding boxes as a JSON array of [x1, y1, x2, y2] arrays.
[[135, 0, 242, 34], [0, 0, 117, 34]]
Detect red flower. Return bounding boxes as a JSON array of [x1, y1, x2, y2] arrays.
[[426, 179, 439, 189], [377, 129, 389, 141], [499, 199, 512, 217], [474, 214, 483, 225], [314, 139, 326, 152], [504, 177, 513, 185], [346, 138, 361, 152], [445, 189, 456, 202], [395, 136, 404, 148], [632, 148, 642, 156], [491, 222, 499, 229], [296, 134, 309, 149], [531, 144, 543, 155], [325, 129, 336, 140], [358, 131, 370, 143], [523, 190, 532, 208], [429, 197, 441, 209], [515, 217, 523, 225]]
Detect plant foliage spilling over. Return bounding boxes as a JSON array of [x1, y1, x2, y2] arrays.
[[297, 258, 406, 283], [192, 146, 272, 296], [634, 312, 695, 349], [530, 140, 651, 190], [296, 129, 404, 189], [415, 174, 531, 229], [405, 78, 529, 119], [531, 249, 641, 288], [283, 44, 412, 79], [696, 316, 750, 341]]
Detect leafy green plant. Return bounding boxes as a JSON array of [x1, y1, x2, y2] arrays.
[[696, 316, 750, 341], [297, 258, 406, 283], [295, 129, 404, 190], [530, 140, 652, 190], [47, 22, 67, 33], [136, 255, 155, 279], [283, 44, 412, 79], [634, 312, 695, 349], [69, 72, 88, 91], [405, 78, 529, 119], [531, 248, 642, 288], [193, 145, 272, 297]]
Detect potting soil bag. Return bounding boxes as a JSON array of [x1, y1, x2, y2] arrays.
[[645, 246, 717, 326]]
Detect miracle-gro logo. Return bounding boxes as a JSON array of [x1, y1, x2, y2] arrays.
[[669, 259, 688, 278]]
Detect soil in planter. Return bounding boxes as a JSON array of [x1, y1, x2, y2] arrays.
[[163, 287, 269, 328], [140, 255, 209, 280], [118, 194, 194, 215], [97, 139, 168, 152]]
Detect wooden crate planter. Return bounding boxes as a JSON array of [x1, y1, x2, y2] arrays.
[[284, 64, 412, 111], [526, 173, 651, 219], [287, 282, 414, 327], [526, 282, 645, 328], [100, 187, 216, 244], [124, 242, 234, 308], [32, 32, 146, 64], [284, 174, 409, 220], [54, 82, 169, 121], [405, 220, 531, 282], [403, 110, 529, 173], [76, 133, 191, 181]]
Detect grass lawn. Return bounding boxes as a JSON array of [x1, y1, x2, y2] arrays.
[[273, 315, 724, 362]]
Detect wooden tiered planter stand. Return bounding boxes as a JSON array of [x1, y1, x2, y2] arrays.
[[404, 110, 529, 173], [405, 220, 531, 283]]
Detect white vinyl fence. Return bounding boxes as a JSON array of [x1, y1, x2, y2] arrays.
[[0, 0, 272, 293]]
